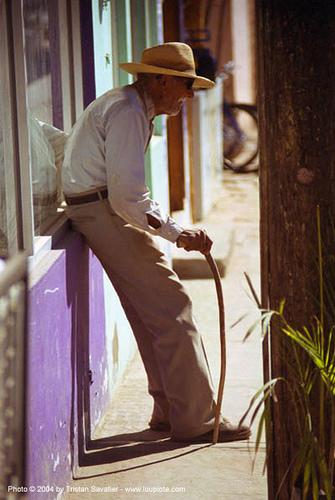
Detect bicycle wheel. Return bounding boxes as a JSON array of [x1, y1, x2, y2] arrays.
[[223, 103, 258, 172]]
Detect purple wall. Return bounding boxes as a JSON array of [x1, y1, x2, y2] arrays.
[[88, 253, 110, 430], [26, 230, 109, 498]]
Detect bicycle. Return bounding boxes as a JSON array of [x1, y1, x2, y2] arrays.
[[186, 46, 259, 173], [223, 99, 259, 173]]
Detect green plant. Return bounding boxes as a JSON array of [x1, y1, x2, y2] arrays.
[[239, 208, 335, 499]]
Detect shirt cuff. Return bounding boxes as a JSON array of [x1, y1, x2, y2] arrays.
[[154, 217, 184, 243]]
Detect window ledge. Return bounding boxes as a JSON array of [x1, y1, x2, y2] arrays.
[[28, 211, 70, 271]]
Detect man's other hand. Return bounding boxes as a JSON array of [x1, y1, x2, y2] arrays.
[[176, 229, 213, 255]]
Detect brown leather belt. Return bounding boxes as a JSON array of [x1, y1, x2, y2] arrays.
[[65, 189, 108, 206]]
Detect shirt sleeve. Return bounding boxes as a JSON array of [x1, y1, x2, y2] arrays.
[[105, 102, 183, 243]]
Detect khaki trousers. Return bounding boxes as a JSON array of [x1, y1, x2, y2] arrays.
[[66, 198, 217, 439]]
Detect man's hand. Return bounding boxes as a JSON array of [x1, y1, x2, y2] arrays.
[[176, 229, 213, 255]]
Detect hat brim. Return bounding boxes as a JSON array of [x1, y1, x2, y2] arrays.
[[119, 62, 215, 89]]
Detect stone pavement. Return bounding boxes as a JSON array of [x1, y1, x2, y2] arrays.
[[63, 170, 267, 500]]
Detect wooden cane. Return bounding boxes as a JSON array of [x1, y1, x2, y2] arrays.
[[176, 240, 226, 444], [205, 253, 226, 444]]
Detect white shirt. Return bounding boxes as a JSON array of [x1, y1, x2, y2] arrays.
[[62, 82, 183, 243]]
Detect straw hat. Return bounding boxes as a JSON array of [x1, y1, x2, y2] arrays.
[[119, 42, 215, 89]]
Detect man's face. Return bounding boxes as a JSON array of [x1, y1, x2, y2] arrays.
[[158, 76, 195, 116]]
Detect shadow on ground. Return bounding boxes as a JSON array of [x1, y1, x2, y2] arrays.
[[77, 429, 212, 478]]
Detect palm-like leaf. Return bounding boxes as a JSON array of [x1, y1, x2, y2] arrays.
[[240, 272, 335, 498]]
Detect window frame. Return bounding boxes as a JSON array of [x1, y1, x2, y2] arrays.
[[12, 0, 34, 255], [0, 0, 23, 255], [2, 0, 83, 261]]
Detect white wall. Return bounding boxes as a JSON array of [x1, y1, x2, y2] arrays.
[[231, 0, 254, 103], [191, 79, 224, 221], [92, 0, 114, 96]]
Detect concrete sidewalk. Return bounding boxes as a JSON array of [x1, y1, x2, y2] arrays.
[[64, 170, 267, 500]]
